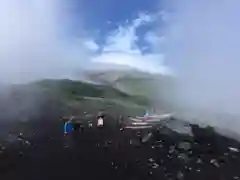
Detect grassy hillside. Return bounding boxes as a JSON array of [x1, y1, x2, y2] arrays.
[[84, 70, 162, 98], [32, 79, 150, 106], [113, 76, 158, 98], [85, 70, 176, 103], [85, 69, 153, 85]]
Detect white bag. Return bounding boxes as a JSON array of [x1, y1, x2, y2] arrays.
[[97, 117, 104, 126]]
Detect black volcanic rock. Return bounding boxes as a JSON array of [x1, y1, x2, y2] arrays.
[[1, 116, 240, 180]]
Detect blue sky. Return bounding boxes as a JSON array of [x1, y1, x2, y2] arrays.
[[67, 0, 171, 74], [0, 0, 171, 83], [76, 0, 159, 36]]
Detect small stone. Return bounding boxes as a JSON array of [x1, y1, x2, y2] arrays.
[[196, 158, 203, 164], [210, 159, 220, 167], [0, 145, 6, 150], [188, 150, 193, 155], [233, 176, 240, 180], [88, 123, 93, 128], [136, 132, 141, 137], [178, 141, 191, 151], [165, 172, 172, 178], [224, 152, 229, 156], [142, 132, 153, 143], [148, 158, 155, 163], [177, 171, 184, 180], [129, 139, 133, 145], [178, 153, 189, 163], [169, 146, 175, 154], [152, 163, 159, 169], [25, 140, 31, 145], [156, 144, 163, 148]]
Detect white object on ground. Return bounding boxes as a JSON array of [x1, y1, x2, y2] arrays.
[[125, 126, 152, 129], [228, 147, 240, 152], [97, 118, 104, 126], [132, 122, 148, 125]]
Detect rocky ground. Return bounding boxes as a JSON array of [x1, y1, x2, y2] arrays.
[[1, 112, 240, 180]]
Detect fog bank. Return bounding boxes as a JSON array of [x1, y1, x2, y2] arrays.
[[163, 0, 240, 131], [0, 0, 89, 84]]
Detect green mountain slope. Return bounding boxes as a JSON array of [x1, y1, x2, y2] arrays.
[[32, 79, 150, 106], [84, 69, 175, 101]]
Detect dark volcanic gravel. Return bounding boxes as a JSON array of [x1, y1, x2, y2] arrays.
[[1, 116, 240, 180]]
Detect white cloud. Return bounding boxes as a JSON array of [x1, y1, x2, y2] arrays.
[[84, 40, 99, 51], [163, 0, 240, 133], [103, 25, 139, 53], [92, 52, 169, 74], [0, 1, 171, 84], [145, 32, 165, 51], [92, 13, 172, 75]]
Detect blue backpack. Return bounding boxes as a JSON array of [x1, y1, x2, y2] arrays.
[[64, 121, 73, 134]]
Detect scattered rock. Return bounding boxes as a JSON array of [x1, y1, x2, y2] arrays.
[[210, 159, 220, 167], [154, 141, 164, 148], [177, 171, 184, 180], [178, 141, 191, 151], [152, 163, 159, 169], [148, 158, 155, 163], [233, 176, 240, 180], [148, 171, 153, 176], [111, 161, 118, 169], [0, 145, 5, 151], [224, 152, 229, 156], [178, 153, 189, 163], [169, 145, 176, 154], [142, 132, 153, 143], [196, 158, 203, 164], [196, 169, 201, 172], [129, 139, 133, 145], [229, 147, 240, 153], [185, 166, 192, 171], [136, 131, 141, 137], [88, 121, 93, 128], [24, 140, 31, 146], [167, 154, 172, 159]]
